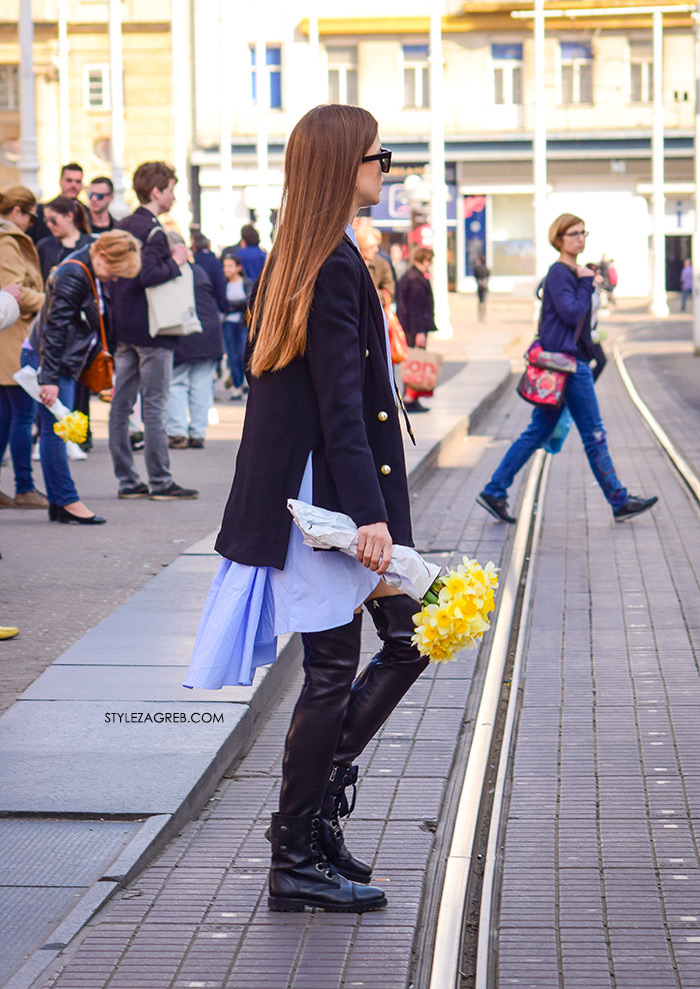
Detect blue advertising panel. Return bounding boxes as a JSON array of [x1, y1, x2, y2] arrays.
[[464, 196, 486, 276]]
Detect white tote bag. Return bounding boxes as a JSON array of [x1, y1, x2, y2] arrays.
[[146, 262, 202, 337]]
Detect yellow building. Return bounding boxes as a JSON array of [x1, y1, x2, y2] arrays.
[[0, 0, 174, 209]]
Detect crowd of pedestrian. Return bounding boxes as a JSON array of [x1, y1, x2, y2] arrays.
[[0, 159, 273, 525]]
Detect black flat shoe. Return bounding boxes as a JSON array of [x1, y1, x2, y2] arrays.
[[48, 504, 58, 522], [56, 506, 106, 525]]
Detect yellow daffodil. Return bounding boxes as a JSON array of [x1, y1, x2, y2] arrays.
[[53, 411, 89, 445], [411, 556, 499, 663]]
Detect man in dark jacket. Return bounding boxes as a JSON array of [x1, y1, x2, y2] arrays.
[[29, 162, 89, 244], [167, 234, 224, 449], [190, 230, 227, 313], [108, 161, 198, 500]]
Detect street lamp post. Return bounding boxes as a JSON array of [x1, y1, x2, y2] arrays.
[[108, 0, 128, 217], [533, 0, 548, 287], [18, 0, 40, 196], [429, 0, 452, 338], [693, 0, 700, 351], [651, 8, 669, 316]]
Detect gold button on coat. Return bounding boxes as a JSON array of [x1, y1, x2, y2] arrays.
[[365, 349, 369, 357], [377, 411, 388, 422], [380, 464, 391, 475]]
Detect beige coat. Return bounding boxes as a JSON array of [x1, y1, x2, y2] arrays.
[[0, 218, 44, 385]]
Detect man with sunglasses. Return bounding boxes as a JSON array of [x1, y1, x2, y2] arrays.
[[87, 177, 116, 234]]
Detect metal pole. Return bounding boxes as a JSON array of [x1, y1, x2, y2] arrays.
[[109, 0, 128, 217], [308, 5, 321, 98], [429, 0, 452, 338], [218, 0, 234, 248], [170, 0, 193, 235], [255, 31, 271, 250], [693, 0, 700, 350], [58, 0, 70, 165], [651, 8, 669, 315], [533, 0, 548, 288], [17, 0, 40, 195]]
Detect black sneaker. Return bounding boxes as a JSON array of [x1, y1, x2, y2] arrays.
[[188, 437, 204, 449], [404, 399, 430, 413], [129, 431, 145, 451], [613, 494, 658, 522], [149, 482, 199, 501], [476, 491, 516, 524], [118, 482, 149, 499]]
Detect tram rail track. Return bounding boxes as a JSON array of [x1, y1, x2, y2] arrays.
[[420, 333, 700, 989]]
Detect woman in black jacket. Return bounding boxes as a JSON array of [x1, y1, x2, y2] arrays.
[[185, 105, 428, 913], [396, 246, 438, 411], [35, 195, 92, 283], [22, 230, 141, 524]]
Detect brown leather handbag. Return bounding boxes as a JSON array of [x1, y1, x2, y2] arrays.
[[66, 259, 114, 393]]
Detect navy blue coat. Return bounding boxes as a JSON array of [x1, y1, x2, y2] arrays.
[[193, 249, 227, 313], [111, 207, 180, 350], [173, 264, 224, 366], [215, 237, 413, 570]]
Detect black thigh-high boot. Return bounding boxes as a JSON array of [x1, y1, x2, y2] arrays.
[[270, 613, 386, 911], [319, 593, 429, 881]]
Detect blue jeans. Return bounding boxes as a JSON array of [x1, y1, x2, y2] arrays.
[[223, 318, 247, 389], [484, 361, 628, 510], [20, 348, 79, 506], [167, 360, 216, 439], [108, 343, 173, 492], [0, 382, 36, 494], [681, 288, 692, 311]]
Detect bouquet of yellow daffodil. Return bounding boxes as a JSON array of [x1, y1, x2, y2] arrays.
[[53, 410, 89, 444], [13, 366, 89, 445], [412, 557, 499, 663]]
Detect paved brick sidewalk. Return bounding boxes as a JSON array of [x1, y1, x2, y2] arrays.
[[34, 373, 529, 989], [495, 333, 700, 986]]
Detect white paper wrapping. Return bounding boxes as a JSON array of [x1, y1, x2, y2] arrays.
[[287, 499, 441, 601], [13, 365, 71, 421]]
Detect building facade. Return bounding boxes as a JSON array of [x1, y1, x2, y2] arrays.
[[2, 1, 696, 295]]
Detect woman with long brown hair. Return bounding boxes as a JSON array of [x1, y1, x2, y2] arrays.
[[185, 105, 430, 913]]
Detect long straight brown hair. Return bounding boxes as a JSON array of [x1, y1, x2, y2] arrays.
[[249, 104, 379, 376]]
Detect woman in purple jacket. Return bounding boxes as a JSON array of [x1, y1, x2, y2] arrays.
[[477, 212, 657, 525]]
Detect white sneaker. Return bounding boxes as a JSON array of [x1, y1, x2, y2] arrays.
[[208, 407, 220, 425], [31, 443, 40, 461], [67, 441, 87, 461]]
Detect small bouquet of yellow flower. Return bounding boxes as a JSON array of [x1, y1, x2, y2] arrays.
[[53, 410, 89, 444], [412, 557, 499, 663], [13, 365, 88, 445]]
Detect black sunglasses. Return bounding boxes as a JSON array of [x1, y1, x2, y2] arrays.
[[361, 148, 392, 173]]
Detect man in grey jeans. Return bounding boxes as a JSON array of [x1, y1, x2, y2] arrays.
[[109, 161, 198, 500]]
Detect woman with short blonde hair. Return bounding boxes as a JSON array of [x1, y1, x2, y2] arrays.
[[22, 229, 142, 525]]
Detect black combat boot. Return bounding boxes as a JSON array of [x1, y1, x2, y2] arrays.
[[268, 813, 386, 913], [320, 763, 372, 884], [319, 594, 430, 881]]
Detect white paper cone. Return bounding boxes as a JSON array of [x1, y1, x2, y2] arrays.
[[287, 499, 441, 601], [13, 365, 71, 420]]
